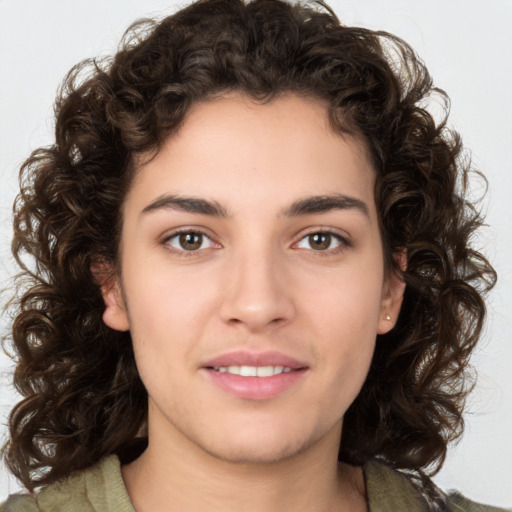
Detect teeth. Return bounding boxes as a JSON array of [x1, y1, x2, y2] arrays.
[[240, 366, 257, 377], [213, 365, 293, 376], [257, 366, 276, 377]]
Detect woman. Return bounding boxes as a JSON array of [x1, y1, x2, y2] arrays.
[[1, 0, 508, 510]]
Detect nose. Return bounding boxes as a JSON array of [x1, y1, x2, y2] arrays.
[[219, 249, 296, 332]]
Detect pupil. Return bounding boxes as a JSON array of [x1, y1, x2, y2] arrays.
[[310, 233, 330, 250], [180, 233, 202, 250]]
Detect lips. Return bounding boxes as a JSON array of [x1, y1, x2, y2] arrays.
[[202, 350, 307, 369], [201, 350, 308, 400]]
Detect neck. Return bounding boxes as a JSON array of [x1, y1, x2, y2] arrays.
[[122, 422, 367, 512]]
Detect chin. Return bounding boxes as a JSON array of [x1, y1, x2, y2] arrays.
[[194, 420, 326, 466], [201, 437, 304, 466]]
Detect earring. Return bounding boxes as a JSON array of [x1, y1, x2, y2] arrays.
[[385, 314, 391, 321]]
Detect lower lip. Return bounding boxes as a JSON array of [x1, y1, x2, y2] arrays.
[[203, 368, 307, 400]]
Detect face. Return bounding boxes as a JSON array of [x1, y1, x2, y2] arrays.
[[102, 93, 404, 466]]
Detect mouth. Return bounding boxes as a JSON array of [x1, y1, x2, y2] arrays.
[[209, 365, 294, 377], [202, 351, 308, 400]]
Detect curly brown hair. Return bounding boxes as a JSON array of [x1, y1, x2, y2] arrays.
[[3, 0, 496, 492]]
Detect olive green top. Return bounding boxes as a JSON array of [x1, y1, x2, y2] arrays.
[[1, 455, 509, 511]]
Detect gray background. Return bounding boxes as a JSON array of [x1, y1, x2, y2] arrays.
[[1, 0, 511, 507]]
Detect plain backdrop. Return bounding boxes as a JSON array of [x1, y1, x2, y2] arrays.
[[0, 0, 511, 507]]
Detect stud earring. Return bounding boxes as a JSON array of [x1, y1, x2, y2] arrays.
[[385, 314, 391, 321]]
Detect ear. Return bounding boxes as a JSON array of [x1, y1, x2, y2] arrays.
[[377, 251, 407, 335], [91, 261, 130, 332]]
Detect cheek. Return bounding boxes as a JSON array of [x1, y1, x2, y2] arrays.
[[299, 260, 383, 386], [301, 261, 384, 334], [121, 260, 220, 362]]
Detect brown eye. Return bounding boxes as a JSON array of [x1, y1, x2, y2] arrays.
[[308, 233, 331, 250], [296, 231, 346, 252], [165, 231, 216, 252], [179, 232, 203, 250]]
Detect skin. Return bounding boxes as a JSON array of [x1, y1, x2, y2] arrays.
[[101, 93, 405, 512]]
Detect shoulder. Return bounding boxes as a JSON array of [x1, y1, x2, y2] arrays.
[[0, 495, 39, 512], [446, 492, 511, 512], [0, 455, 135, 512], [364, 459, 510, 512]]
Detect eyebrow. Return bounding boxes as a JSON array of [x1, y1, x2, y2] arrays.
[[283, 194, 370, 218], [141, 195, 230, 217], [140, 193, 369, 219]]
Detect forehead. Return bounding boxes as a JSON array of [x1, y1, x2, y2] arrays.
[[128, 93, 377, 216]]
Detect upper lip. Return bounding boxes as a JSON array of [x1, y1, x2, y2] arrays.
[[202, 350, 308, 370]]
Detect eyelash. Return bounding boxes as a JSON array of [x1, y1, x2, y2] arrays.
[[293, 229, 351, 255], [162, 228, 351, 256], [162, 229, 219, 256]]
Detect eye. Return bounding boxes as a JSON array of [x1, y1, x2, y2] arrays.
[[295, 232, 347, 252], [164, 231, 217, 252]]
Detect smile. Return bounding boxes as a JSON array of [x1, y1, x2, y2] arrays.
[[202, 350, 308, 400], [212, 365, 293, 377]]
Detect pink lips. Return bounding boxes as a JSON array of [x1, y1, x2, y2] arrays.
[[201, 350, 308, 400], [203, 350, 307, 369]]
